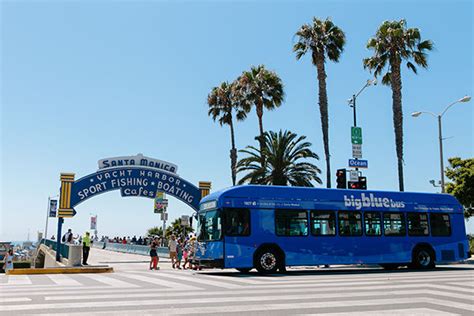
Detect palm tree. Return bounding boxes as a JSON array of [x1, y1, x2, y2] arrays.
[[234, 65, 284, 164], [166, 218, 194, 239], [294, 17, 346, 189], [207, 81, 249, 186], [237, 130, 322, 186], [363, 19, 433, 191]]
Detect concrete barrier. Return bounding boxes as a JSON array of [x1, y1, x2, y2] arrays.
[[93, 242, 169, 257], [7, 266, 113, 275]]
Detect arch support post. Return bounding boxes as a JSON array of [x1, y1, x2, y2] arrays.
[[199, 181, 212, 199], [56, 173, 75, 262]]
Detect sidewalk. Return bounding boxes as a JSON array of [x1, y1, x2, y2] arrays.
[[88, 248, 174, 272]]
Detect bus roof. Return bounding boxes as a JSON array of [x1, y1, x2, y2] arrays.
[[200, 185, 463, 213]]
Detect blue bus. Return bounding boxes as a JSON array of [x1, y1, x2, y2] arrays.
[[194, 185, 470, 273]]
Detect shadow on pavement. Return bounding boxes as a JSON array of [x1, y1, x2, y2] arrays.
[[198, 264, 474, 278]]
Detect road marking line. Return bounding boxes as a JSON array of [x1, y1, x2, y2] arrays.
[[27, 296, 474, 314], [296, 307, 459, 316], [118, 273, 200, 290], [137, 271, 243, 289], [41, 286, 474, 302], [4, 275, 32, 285], [79, 274, 139, 288], [0, 297, 31, 303], [46, 274, 82, 286]]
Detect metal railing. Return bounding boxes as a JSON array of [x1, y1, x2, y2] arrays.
[[92, 242, 169, 257], [40, 239, 70, 258]]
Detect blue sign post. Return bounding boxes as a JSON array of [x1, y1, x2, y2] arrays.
[[349, 159, 368, 168]]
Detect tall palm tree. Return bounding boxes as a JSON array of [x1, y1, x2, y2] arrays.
[[294, 17, 346, 189], [207, 81, 249, 186], [237, 130, 322, 186], [234, 65, 284, 164], [363, 19, 433, 191]]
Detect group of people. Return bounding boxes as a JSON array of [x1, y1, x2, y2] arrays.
[[100, 235, 153, 245], [61, 229, 92, 266], [149, 234, 199, 271]]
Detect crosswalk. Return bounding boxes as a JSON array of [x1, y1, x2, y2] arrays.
[[1, 266, 473, 315]]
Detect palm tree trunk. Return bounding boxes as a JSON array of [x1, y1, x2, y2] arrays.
[[390, 61, 404, 191], [315, 55, 331, 188], [256, 98, 265, 167], [229, 117, 237, 186]]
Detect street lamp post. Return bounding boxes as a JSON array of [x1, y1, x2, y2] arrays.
[[348, 79, 377, 172], [348, 79, 377, 127], [412, 95, 471, 193]]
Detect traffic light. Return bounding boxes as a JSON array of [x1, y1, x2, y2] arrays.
[[336, 169, 347, 189], [348, 176, 367, 190], [348, 181, 361, 190]]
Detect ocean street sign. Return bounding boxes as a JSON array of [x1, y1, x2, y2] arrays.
[[349, 159, 368, 168], [351, 127, 362, 145]]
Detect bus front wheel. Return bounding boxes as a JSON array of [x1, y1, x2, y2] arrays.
[[255, 249, 280, 274], [412, 247, 435, 269]]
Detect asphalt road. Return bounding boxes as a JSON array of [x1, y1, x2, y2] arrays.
[[1, 248, 473, 315]]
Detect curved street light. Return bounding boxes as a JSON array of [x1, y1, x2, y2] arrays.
[[411, 95, 471, 193]]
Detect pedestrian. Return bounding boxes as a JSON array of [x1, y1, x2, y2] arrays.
[[176, 241, 183, 270], [182, 242, 189, 270], [168, 235, 178, 269], [149, 237, 160, 270], [2, 249, 14, 273], [82, 231, 91, 265], [62, 229, 73, 244]]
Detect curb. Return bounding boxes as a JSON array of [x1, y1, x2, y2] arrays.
[[6, 266, 114, 275]]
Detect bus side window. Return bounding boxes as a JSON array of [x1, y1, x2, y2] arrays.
[[310, 211, 336, 236], [407, 212, 429, 236], [275, 210, 308, 236], [430, 213, 451, 236], [364, 212, 382, 236], [338, 211, 362, 236], [383, 212, 406, 236], [224, 208, 250, 236]]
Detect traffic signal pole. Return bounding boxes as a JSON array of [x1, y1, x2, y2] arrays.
[[351, 94, 359, 172]]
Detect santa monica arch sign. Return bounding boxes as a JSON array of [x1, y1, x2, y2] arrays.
[[57, 154, 210, 217]]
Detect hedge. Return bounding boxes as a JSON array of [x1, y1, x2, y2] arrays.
[[0, 261, 31, 273]]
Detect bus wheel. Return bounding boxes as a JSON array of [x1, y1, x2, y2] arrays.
[[236, 268, 251, 274], [412, 247, 435, 269], [256, 249, 279, 274]]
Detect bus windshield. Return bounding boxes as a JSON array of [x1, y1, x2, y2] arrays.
[[198, 210, 222, 241]]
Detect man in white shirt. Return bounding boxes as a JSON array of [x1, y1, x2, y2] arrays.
[[168, 235, 177, 268]]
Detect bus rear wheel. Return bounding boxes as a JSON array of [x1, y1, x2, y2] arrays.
[[255, 249, 279, 274], [412, 247, 435, 269]]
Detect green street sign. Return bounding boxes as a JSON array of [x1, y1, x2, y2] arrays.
[[351, 127, 362, 145]]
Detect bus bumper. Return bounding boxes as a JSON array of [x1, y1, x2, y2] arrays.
[[192, 259, 224, 268]]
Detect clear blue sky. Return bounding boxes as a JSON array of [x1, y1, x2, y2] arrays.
[[1, 0, 473, 240]]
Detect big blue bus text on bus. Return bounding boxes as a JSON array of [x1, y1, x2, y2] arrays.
[[194, 185, 469, 273]]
